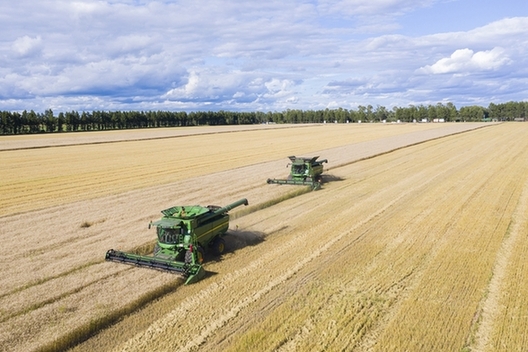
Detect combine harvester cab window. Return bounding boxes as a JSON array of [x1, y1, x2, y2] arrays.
[[292, 164, 306, 174], [157, 227, 184, 244]]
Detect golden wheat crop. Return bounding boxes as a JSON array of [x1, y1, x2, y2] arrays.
[[3, 122, 528, 352]]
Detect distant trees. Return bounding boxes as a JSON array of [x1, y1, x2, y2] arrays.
[[459, 106, 486, 121], [488, 101, 528, 121], [1, 101, 526, 135]]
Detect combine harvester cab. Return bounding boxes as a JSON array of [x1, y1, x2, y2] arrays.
[[267, 156, 328, 190], [105, 198, 248, 284]]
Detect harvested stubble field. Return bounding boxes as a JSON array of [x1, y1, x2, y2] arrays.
[[2, 122, 528, 352]]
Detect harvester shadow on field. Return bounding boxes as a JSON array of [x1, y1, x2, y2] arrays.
[[200, 230, 267, 279], [322, 174, 345, 183], [212, 230, 267, 260]]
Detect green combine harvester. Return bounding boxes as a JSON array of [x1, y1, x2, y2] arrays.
[[267, 156, 328, 190], [105, 198, 248, 284]]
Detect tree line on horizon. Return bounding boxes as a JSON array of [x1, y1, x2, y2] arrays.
[[1, 101, 526, 135]]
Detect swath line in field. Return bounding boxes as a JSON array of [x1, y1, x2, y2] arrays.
[[0, 266, 132, 323], [36, 279, 184, 352], [470, 177, 528, 352]]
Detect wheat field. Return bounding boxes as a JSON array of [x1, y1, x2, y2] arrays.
[[1, 122, 527, 352]]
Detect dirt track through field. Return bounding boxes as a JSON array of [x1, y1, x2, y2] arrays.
[[4, 122, 528, 351]]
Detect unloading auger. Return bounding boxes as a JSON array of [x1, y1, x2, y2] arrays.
[[105, 198, 248, 284]]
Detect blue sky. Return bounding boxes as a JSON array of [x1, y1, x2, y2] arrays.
[[1, 0, 527, 113]]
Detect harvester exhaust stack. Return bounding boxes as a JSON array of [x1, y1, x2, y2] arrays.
[[105, 198, 248, 284], [267, 156, 328, 190]]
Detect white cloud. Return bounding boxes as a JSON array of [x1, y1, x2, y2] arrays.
[[163, 68, 256, 102], [162, 68, 299, 108], [265, 79, 295, 95], [11, 35, 43, 58], [420, 47, 510, 74], [468, 17, 528, 39], [317, 0, 437, 16]]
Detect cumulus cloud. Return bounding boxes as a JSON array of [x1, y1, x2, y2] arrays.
[[163, 68, 299, 108], [166, 70, 231, 99], [11, 35, 43, 58], [420, 47, 510, 74], [163, 69, 264, 104], [265, 79, 295, 96]]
